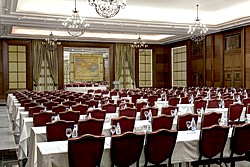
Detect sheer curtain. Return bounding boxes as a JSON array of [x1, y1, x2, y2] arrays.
[[32, 40, 43, 90], [115, 43, 135, 84]]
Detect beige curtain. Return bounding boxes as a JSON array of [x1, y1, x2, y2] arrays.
[[32, 40, 44, 88], [115, 43, 135, 82], [46, 49, 58, 86]]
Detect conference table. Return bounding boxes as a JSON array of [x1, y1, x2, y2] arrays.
[[36, 129, 234, 167], [64, 85, 107, 93]]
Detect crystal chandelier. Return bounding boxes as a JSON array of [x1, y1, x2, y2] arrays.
[[131, 35, 148, 49], [42, 30, 61, 52], [88, 0, 126, 18], [188, 4, 208, 43], [63, 0, 89, 37]]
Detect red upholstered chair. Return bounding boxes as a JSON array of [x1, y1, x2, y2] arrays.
[[24, 102, 38, 111], [85, 99, 99, 108], [131, 94, 142, 105], [140, 107, 158, 120], [117, 99, 129, 107], [201, 112, 222, 128], [136, 101, 148, 113], [180, 96, 189, 104], [110, 132, 144, 167], [144, 129, 178, 166], [59, 110, 80, 123], [119, 107, 137, 118], [119, 91, 127, 98], [223, 98, 234, 108], [36, 98, 49, 105], [20, 99, 32, 107], [52, 105, 68, 115], [44, 101, 59, 110], [177, 113, 198, 131], [207, 99, 220, 108], [228, 103, 244, 125], [46, 120, 74, 142], [87, 109, 106, 120], [71, 104, 88, 115], [168, 97, 180, 106], [111, 116, 135, 134], [191, 125, 229, 167], [119, 102, 134, 109], [62, 100, 77, 107], [28, 106, 45, 117], [68, 134, 105, 167], [242, 98, 250, 108], [78, 118, 104, 136], [152, 115, 174, 131], [102, 103, 117, 113], [33, 112, 56, 127], [74, 97, 87, 104], [148, 95, 158, 106], [53, 98, 65, 104], [194, 99, 207, 114], [161, 105, 178, 115], [223, 123, 250, 166]]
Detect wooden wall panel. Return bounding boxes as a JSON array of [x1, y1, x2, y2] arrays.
[[0, 41, 3, 98], [245, 27, 250, 88]]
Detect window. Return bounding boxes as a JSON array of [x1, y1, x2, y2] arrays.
[[172, 46, 187, 87], [139, 49, 152, 87], [119, 61, 133, 89], [8, 45, 26, 89]]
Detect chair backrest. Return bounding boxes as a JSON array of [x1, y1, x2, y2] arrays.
[[52, 105, 68, 115], [161, 105, 178, 115], [44, 101, 59, 110], [28, 106, 45, 117], [230, 123, 250, 156], [110, 132, 144, 167], [144, 129, 178, 166], [87, 109, 106, 119], [194, 99, 207, 114], [78, 118, 104, 136], [54, 98, 65, 104], [36, 98, 49, 105], [228, 103, 244, 124], [177, 113, 198, 131], [68, 134, 105, 167], [46, 120, 75, 142], [148, 95, 158, 106], [199, 125, 229, 159], [119, 107, 137, 118], [201, 112, 222, 128], [74, 97, 87, 104], [59, 110, 80, 123], [86, 100, 99, 108], [24, 102, 38, 111], [111, 116, 135, 134], [136, 101, 148, 113], [71, 104, 88, 115], [242, 98, 250, 107], [131, 94, 142, 105], [207, 99, 220, 108], [140, 107, 158, 120], [62, 100, 77, 107], [20, 99, 32, 107], [168, 97, 180, 106], [152, 115, 174, 131], [102, 103, 117, 113], [33, 112, 56, 127], [180, 96, 189, 104], [223, 98, 234, 108]]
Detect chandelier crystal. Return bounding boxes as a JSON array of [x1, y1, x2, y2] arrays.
[[188, 4, 208, 43], [63, 0, 89, 37], [42, 30, 61, 52], [88, 0, 126, 18], [131, 35, 148, 49]]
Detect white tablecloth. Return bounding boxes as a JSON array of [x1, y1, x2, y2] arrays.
[[64, 85, 107, 93], [36, 129, 234, 167]]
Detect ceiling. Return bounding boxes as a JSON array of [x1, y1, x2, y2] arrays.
[[1, 0, 250, 44]]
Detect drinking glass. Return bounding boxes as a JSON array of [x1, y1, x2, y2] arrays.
[[197, 109, 201, 117], [110, 125, 116, 135], [65, 128, 72, 139], [218, 118, 223, 126], [186, 121, 191, 133], [51, 116, 56, 123], [218, 102, 222, 108], [144, 111, 149, 120]]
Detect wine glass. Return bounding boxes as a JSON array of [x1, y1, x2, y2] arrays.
[[197, 109, 201, 117], [110, 125, 116, 135], [65, 128, 72, 139], [186, 121, 191, 133], [144, 111, 149, 120], [51, 116, 56, 123], [218, 118, 223, 126], [171, 110, 176, 119], [218, 102, 222, 108]]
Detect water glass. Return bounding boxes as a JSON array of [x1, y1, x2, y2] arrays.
[[144, 111, 149, 120], [186, 121, 191, 133], [65, 128, 72, 139], [110, 125, 116, 135]]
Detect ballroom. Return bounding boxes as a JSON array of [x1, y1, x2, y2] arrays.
[[1, 0, 250, 167]]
